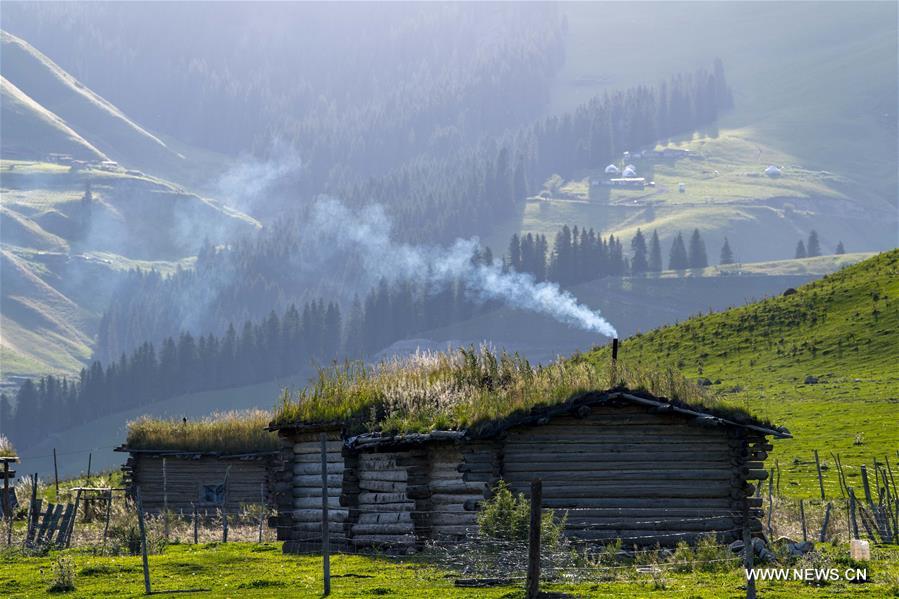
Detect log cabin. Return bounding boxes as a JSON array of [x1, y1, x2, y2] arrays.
[[116, 410, 281, 514], [269, 389, 789, 553]]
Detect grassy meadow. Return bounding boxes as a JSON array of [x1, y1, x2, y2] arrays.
[[588, 250, 899, 499], [0, 542, 897, 598]]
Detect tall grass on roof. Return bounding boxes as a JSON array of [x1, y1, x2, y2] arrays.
[[0, 435, 16, 458], [126, 410, 278, 453], [274, 346, 727, 434]]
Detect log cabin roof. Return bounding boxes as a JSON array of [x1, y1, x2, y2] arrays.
[[113, 445, 279, 459], [281, 388, 790, 450]]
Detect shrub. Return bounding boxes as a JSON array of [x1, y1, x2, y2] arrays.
[[46, 555, 75, 593], [0, 435, 15, 457], [477, 480, 567, 551]]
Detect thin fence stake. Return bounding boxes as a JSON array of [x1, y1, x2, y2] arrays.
[[135, 486, 151, 595], [222, 465, 231, 543], [162, 458, 169, 541], [65, 488, 82, 548], [766, 469, 773, 537], [102, 489, 112, 547], [526, 479, 542, 599], [743, 494, 756, 599], [24, 473, 38, 549], [819, 502, 832, 542], [849, 488, 859, 539], [86, 453, 92, 485], [3, 460, 10, 546], [258, 481, 265, 544], [320, 433, 331, 596], [192, 503, 199, 544], [53, 448, 59, 497], [814, 449, 825, 501], [799, 499, 807, 542]]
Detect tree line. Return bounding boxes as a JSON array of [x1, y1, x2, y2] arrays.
[[2, 262, 504, 448]]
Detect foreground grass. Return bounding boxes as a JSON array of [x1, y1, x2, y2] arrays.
[[1, 542, 897, 598]]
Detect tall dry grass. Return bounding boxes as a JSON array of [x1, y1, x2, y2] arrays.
[[274, 346, 730, 433], [0, 435, 16, 458], [126, 410, 278, 453]]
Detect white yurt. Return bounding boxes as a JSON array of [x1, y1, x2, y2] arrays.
[[764, 165, 782, 177], [622, 164, 637, 177], [605, 164, 621, 175]]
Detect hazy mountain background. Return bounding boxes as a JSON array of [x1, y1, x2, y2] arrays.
[[0, 2, 895, 477]]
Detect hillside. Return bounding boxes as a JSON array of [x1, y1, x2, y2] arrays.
[[487, 3, 897, 264], [587, 250, 899, 499], [0, 159, 259, 388]]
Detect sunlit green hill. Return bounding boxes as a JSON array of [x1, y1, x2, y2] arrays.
[[588, 250, 899, 498]]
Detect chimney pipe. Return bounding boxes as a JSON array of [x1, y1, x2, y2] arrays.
[[612, 338, 619, 361]]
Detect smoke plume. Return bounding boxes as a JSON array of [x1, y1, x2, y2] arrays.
[[307, 198, 617, 337]]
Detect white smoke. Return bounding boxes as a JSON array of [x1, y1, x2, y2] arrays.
[[307, 198, 617, 337]]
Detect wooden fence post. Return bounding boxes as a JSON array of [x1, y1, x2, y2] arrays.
[[102, 489, 112, 547], [258, 480, 265, 544], [135, 486, 151, 595], [192, 503, 199, 544], [86, 453, 92, 485], [222, 465, 231, 543], [743, 498, 756, 599], [799, 499, 807, 542], [526, 479, 542, 599], [65, 488, 82, 548], [766, 469, 774, 537], [162, 458, 169, 541], [819, 502, 832, 542], [24, 473, 38, 548], [320, 433, 331, 596], [53, 448, 59, 498], [848, 489, 859, 539], [3, 460, 10, 546], [814, 450, 825, 501]]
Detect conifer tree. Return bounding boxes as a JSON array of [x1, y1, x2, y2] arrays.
[[688, 228, 708, 268], [807, 230, 821, 257], [508, 234, 521, 271], [668, 232, 688, 270], [648, 230, 663, 272], [719, 237, 734, 265], [630, 229, 648, 274], [795, 240, 807, 259], [835, 241, 845, 255]]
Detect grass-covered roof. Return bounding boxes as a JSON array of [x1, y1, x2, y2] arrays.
[[0, 435, 16, 458], [272, 347, 776, 435], [124, 410, 279, 454]]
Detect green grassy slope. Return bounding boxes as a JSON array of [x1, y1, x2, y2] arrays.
[[587, 250, 899, 499], [0, 30, 186, 177]]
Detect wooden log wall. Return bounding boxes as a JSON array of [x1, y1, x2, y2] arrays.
[[499, 403, 764, 546], [346, 450, 425, 550], [280, 431, 346, 554], [131, 454, 272, 514], [426, 444, 498, 541]]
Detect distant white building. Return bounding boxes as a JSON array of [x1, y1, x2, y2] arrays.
[[678, 182, 686, 192], [604, 164, 620, 175], [765, 165, 782, 177], [605, 177, 645, 190]]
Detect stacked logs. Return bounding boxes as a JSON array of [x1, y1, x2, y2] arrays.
[[426, 444, 499, 540], [279, 431, 346, 553], [345, 451, 425, 549], [499, 404, 765, 546]]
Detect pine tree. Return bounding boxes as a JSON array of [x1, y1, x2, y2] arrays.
[[688, 228, 708, 268], [719, 237, 734, 265], [668, 232, 689, 270], [0, 393, 12, 437], [795, 240, 807, 259], [807, 230, 821, 257], [648, 230, 663, 272], [508, 234, 521, 271], [630, 229, 648, 274], [835, 241, 845, 255]]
